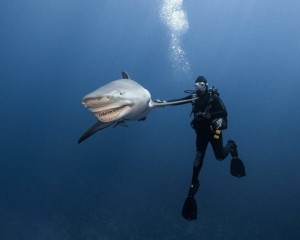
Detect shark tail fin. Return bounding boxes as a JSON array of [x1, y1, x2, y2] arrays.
[[78, 121, 114, 143]]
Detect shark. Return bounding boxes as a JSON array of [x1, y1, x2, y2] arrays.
[[78, 72, 195, 143]]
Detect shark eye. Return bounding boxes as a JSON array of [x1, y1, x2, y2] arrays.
[[119, 92, 125, 95]]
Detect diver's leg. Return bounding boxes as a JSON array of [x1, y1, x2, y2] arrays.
[[228, 140, 238, 158], [188, 133, 208, 197], [211, 131, 238, 160], [182, 131, 208, 220], [228, 141, 246, 177], [210, 131, 229, 160]]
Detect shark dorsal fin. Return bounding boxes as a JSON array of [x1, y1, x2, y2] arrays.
[[122, 71, 130, 79]]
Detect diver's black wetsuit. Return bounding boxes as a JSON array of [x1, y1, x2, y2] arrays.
[[189, 89, 235, 187], [158, 78, 245, 220], [167, 88, 237, 192]]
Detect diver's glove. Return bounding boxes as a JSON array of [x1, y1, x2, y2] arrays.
[[155, 99, 166, 103], [212, 118, 223, 130], [192, 93, 198, 103]]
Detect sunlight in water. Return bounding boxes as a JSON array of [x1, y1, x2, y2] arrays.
[[160, 0, 190, 74]]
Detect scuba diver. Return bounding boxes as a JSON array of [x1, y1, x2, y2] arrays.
[[156, 76, 246, 220]]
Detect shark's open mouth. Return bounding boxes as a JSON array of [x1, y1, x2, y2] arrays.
[[95, 105, 129, 122]]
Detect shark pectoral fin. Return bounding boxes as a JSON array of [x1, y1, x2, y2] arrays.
[[121, 71, 130, 79], [113, 121, 128, 128], [138, 117, 147, 121], [78, 121, 114, 144]]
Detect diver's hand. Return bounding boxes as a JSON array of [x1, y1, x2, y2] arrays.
[[212, 118, 223, 129]]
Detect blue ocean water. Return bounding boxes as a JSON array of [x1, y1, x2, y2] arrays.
[[1, 0, 300, 239]]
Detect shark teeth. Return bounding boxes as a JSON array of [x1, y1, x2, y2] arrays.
[[96, 105, 128, 122]]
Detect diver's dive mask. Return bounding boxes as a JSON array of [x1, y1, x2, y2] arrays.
[[195, 82, 207, 95]]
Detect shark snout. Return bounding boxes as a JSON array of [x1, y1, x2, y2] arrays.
[[82, 96, 113, 108]]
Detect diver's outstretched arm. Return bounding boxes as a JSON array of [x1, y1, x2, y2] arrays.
[[154, 95, 195, 107]]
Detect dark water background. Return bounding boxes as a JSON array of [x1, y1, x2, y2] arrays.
[[1, 0, 300, 239]]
